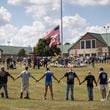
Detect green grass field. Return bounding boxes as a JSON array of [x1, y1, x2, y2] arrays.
[[0, 63, 110, 110]]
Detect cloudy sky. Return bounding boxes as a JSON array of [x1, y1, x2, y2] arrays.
[[0, 0, 110, 47]]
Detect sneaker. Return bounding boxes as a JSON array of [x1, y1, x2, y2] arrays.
[[24, 97, 29, 99], [20, 93, 23, 99], [6, 96, 9, 99], [1, 93, 4, 98], [65, 98, 68, 100], [71, 98, 74, 101], [104, 98, 107, 101], [100, 99, 105, 101]]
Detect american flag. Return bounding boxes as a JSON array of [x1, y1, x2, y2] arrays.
[[49, 34, 60, 47], [44, 25, 60, 40]]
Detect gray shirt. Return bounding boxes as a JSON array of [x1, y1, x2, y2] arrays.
[[19, 70, 32, 85]]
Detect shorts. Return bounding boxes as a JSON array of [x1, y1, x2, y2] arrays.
[[100, 84, 107, 90], [21, 84, 29, 92], [45, 81, 52, 86]]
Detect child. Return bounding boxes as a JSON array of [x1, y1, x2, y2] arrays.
[[80, 71, 97, 101], [15, 66, 37, 99], [37, 68, 58, 100]]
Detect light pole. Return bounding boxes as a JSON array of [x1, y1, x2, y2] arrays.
[[104, 26, 110, 33], [7, 41, 10, 46], [104, 26, 110, 45], [104, 26, 110, 55]]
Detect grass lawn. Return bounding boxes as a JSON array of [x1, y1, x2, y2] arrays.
[[0, 63, 110, 110]]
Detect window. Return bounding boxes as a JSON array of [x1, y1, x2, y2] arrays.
[[92, 40, 96, 48], [85, 54, 90, 56], [79, 54, 83, 56], [86, 40, 91, 48], [80, 41, 84, 49], [91, 53, 96, 56], [80, 39, 96, 49]]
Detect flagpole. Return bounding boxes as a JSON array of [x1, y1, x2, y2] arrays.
[[60, 0, 63, 57]]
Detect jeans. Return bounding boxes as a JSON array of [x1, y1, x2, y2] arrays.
[[87, 87, 93, 100], [0, 84, 8, 98], [66, 84, 74, 100]]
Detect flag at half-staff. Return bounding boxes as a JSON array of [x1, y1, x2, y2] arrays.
[[49, 33, 60, 47], [44, 25, 60, 40]]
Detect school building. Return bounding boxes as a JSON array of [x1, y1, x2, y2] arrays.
[[69, 32, 110, 57]]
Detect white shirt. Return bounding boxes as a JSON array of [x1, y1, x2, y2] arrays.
[[19, 70, 32, 85]]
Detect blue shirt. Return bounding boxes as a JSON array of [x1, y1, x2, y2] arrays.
[[45, 71, 53, 83]]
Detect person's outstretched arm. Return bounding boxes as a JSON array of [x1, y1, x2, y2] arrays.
[[97, 76, 99, 84], [38, 74, 45, 82], [31, 75, 38, 82], [15, 75, 21, 80], [52, 74, 59, 82], [58, 75, 65, 83], [9, 73, 15, 80], [14, 73, 22, 80], [80, 79, 86, 85], [108, 79, 110, 83], [94, 78, 97, 86], [76, 76, 80, 85]]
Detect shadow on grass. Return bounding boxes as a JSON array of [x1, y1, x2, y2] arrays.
[[0, 97, 101, 103], [0, 97, 42, 101]]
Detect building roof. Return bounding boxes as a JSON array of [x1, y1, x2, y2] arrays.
[[89, 32, 110, 46], [89, 32, 107, 44], [57, 44, 73, 53], [69, 32, 110, 50], [101, 33, 110, 46], [0, 45, 33, 55]]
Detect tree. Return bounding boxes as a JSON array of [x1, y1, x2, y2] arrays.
[[17, 48, 26, 57], [34, 38, 61, 56]]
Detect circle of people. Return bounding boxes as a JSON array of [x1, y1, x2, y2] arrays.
[[0, 66, 109, 101]]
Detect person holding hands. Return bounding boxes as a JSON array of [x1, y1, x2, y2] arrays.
[[59, 68, 80, 101], [37, 68, 59, 100], [80, 71, 97, 101]]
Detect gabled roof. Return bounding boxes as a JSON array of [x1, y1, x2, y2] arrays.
[[69, 32, 110, 50], [0, 45, 33, 55], [101, 33, 110, 46], [88, 32, 110, 46], [89, 32, 107, 44]]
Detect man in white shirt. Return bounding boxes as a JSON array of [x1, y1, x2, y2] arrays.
[[15, 66, 37, 99]]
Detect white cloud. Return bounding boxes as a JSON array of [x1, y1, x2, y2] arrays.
[[0, 13, 108, 47], [12, 21, 46, 47], [0, 24, 17, 45], [19, 0, 108, 7], [62, 14, 89, 43], [8, 0, 60, 19], [0, 22, 45, 47], [8, 0, 58, 6], [0, 6, 11, 26], [66, 0, 110, 6], [62, 14, 109, 44]]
